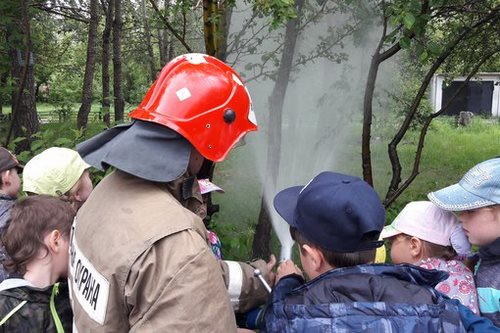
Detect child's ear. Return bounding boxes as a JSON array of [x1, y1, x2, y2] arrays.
[[409, 237, 423, 259], [47, 230, 63, 253], [302, 244, 323, 271], [1, 170, 11, 186], [71, 189, 82, 202]]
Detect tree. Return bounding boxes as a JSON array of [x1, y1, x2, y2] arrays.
[[359, 0, 499, 205], [101, 0, 114, 127], [141, 0, 157, 81], [77, 0, 99, 130], [113, 0, 125, 122], [3, 0, 39, 151]]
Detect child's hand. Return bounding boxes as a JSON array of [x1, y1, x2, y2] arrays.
[[276, 260, 303, 282]]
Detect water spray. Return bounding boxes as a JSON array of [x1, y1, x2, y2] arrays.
[[270, 211, 295, 262]]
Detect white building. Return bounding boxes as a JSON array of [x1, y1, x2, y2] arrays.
[[430, 73, 500, 117]]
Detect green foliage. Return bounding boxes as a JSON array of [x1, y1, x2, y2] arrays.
[[7, 117, 108, 185], [385, 53, 435, 130], [251, 0, 298, 28], [123, 62, 151, 104], [211, 216, 256, 260], [8, 122, 81, 162], [380, 0, 498, 76], [384, 0, 432, 46]]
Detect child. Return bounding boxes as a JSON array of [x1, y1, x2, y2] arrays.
[[0, 147, 23, 282], [262, 171, 493, 332], [428, 157, 500, 327], [194, 178, 225, 259], [23, 147, 93, 211], [0, 195, 74, 332], [381, 201, 479, 314]]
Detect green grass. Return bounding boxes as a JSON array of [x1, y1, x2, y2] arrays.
[[376, 117, 499, 220]]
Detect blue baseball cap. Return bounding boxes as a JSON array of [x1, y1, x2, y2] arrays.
[[273, 172, 385, 253], [428, 158, 500, 211]]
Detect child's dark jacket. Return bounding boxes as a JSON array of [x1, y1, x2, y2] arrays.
[[475, 237, 500, 327], [0, 194, 15, 282], [0, 279, 72, 332], [263, 264, 497, 332]]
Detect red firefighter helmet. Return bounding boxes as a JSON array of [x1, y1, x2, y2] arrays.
[[129, 53, 257, 162]]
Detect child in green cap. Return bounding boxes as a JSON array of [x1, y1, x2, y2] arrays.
[[23, 147, 93, 211]]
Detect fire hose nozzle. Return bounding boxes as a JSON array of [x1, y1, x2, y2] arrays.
[[253, 268, 272, 293]]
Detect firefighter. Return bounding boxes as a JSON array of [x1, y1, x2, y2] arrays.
[[68, 53, 274, 332]]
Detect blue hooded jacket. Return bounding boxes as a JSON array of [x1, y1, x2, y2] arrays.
[[262, 264, 498, 332]]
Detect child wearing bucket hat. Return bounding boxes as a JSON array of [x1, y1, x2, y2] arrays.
[[381, 201, 479, 314], [261, 171, 485, 332], [22, 147, 93, 212], [0, 147, 23, 282], [428, 157, 500, 326]]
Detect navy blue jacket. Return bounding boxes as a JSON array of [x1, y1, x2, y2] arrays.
[[263, 264, 498, 332]]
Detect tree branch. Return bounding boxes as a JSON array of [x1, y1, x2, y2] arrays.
[[384, 7, 499, 204], [148, 0, 193, 53], [383, 47, 499, 206]]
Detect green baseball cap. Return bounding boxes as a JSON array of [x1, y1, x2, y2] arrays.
[[23, 147, 90, 196]]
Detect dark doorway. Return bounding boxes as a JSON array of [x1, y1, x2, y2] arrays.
[[441, 81, 494, 116]]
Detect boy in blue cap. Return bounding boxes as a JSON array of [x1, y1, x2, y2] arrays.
[[262, 171, 495, 332], [429, 157, 500, 327]]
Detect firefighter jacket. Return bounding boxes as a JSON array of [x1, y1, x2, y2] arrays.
[[68, 170, 268, 332]]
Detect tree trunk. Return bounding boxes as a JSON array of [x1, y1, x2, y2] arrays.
[[252, 197, 273, 259], [77, 0, 99, 130], [102, 0, 114, 127], [202, 0, 233, 60], [113, 0, 124, 122], [0, 73, 8, 115], [216, 5, 232, 61], [5, 0, 39, 151], [167, 32, 175, 60], [158, 28, 167, 65], [142, 0, 156, 82], [361, 51, 380, 187], [252, 0, 304, 259], [203, 0, 217, 56]]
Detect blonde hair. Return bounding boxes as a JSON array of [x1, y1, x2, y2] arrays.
[[398, 233, 457, 260], [420, 239, 457, 260]]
